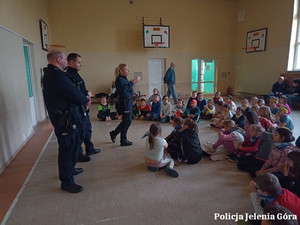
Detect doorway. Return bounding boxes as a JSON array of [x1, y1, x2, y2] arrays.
[[148, 58, 165, 97], [23, 42, 37, 127], [191, 58, 216, 94]]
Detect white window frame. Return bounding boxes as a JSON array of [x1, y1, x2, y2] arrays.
[[288, 0, 300, 71]]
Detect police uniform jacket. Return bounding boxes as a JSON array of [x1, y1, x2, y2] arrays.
[[115, 75, 134, 113], [43, 64, 88, 133], [66, 66, 88, 96]]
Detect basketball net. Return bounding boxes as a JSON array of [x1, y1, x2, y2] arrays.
[[153, 42, 165, 48]]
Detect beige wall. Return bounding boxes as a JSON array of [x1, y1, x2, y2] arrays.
[[0, 0, 50, 44], [0, 0, 296, 172], [0, 0, 50, 172], [49, 0, 236, 96], [233, 0, 294, 95]]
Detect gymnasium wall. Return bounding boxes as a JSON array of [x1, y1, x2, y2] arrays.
[[48, 0, 236, 97], [233, 0, 294, 95], [0, 0, 50, 172]]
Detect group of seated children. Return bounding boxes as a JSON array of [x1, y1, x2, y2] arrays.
[[98, 89, 211, 123], [199, 92, 300, 223]]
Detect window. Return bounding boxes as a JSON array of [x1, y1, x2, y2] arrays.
[[288, 0, 300, 71], [191, 59, 216, 94]]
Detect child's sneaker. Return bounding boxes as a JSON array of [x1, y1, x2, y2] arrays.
[[227, 154, 239, 163], [210, 123, 217, 128], [147, 166, 158, 172], [165, 167, 179, 178], [210, 154, 227, 161], [204, 142, 215, 151]]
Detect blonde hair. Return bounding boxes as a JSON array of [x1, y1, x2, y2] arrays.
[[222, 120, 235, 128], [115, 63, 127, 78]]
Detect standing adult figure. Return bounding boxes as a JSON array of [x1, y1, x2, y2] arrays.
[[42, 50, 90, 193], [66, 53, 101, 161], [110, 64, 140, 146], [164, 62, 178, 104]]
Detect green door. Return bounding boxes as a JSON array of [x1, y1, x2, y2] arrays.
[[191, 59, 215, 94]]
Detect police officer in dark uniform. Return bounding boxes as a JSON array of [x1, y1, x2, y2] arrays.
[[42, 50, 90, 193], [66, 53, 101, 161], [110, 64, 140, 146]]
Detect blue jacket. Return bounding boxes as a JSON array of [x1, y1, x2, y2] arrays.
[[149, 101, 161, 116], [115, 75, 134, 113], [164, 67, 175, 84], [116, 75, 134, 99], [42, 64, 88, 133]]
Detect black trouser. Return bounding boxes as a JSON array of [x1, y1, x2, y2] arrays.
[[84, 115, 94, 151], [113, 98, 132, 143], [78, 114, 94, 157], [54, 128, 81, 187], [97, 111, 117, 121], [237, 155, 265, 177]]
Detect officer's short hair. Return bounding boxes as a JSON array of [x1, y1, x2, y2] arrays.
[[67, 53, 81, 63], [47, 50, 63, 62]]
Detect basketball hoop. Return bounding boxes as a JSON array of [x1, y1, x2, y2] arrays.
[[242, 46, 257, 52], [47, 44, 66, 50]]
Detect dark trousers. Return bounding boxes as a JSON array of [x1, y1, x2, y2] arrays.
[[113, 111, 132, 143], [54, 128, 81, 187], [84, 116, 94, 151], [78, 115, 94, 157], [97, 111, 117, 121], [237, 155, 265, 177]]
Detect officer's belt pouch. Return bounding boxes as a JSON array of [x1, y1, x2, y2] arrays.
[[55, 109, 75, 133]]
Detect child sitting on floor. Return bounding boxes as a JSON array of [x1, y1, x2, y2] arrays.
[[172, 99, 186, 118], [147, 88, 162, 106], [138, 98, 151, 120], [227, 124, 264, 162], [278, 150, 300, 197], [241, 98, 251, 114], [258, 98, 265, 107], [187, 91, 198, 109], [132, 96, 140, 119], [256, 127, 295, 176], [258, 106, 277, 132], [167, 118, 202, 165], [160, 95, 172, 123], [237, 131, 273, 177], [232, 106, 246, 129], [144, 123, 179, 178], [224, 95, 237, 112], [277, 95, 291, 115], [244, 111, 261, 143], [145, 94, 161, 121], [183, 99, 200, 122], [200, 99, 215, 120], [248, 173, 300, 220], [210, 103, 232, 128], [97, 96, 117, 121], [269, 96, 279, 115], [196, 92, 206, 111], [251, 96, 260, 112], [165, 116, 183, 145], [204, 120, 244, 161], [213, 91, 223, 105], [275, 106, 294, 130]]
